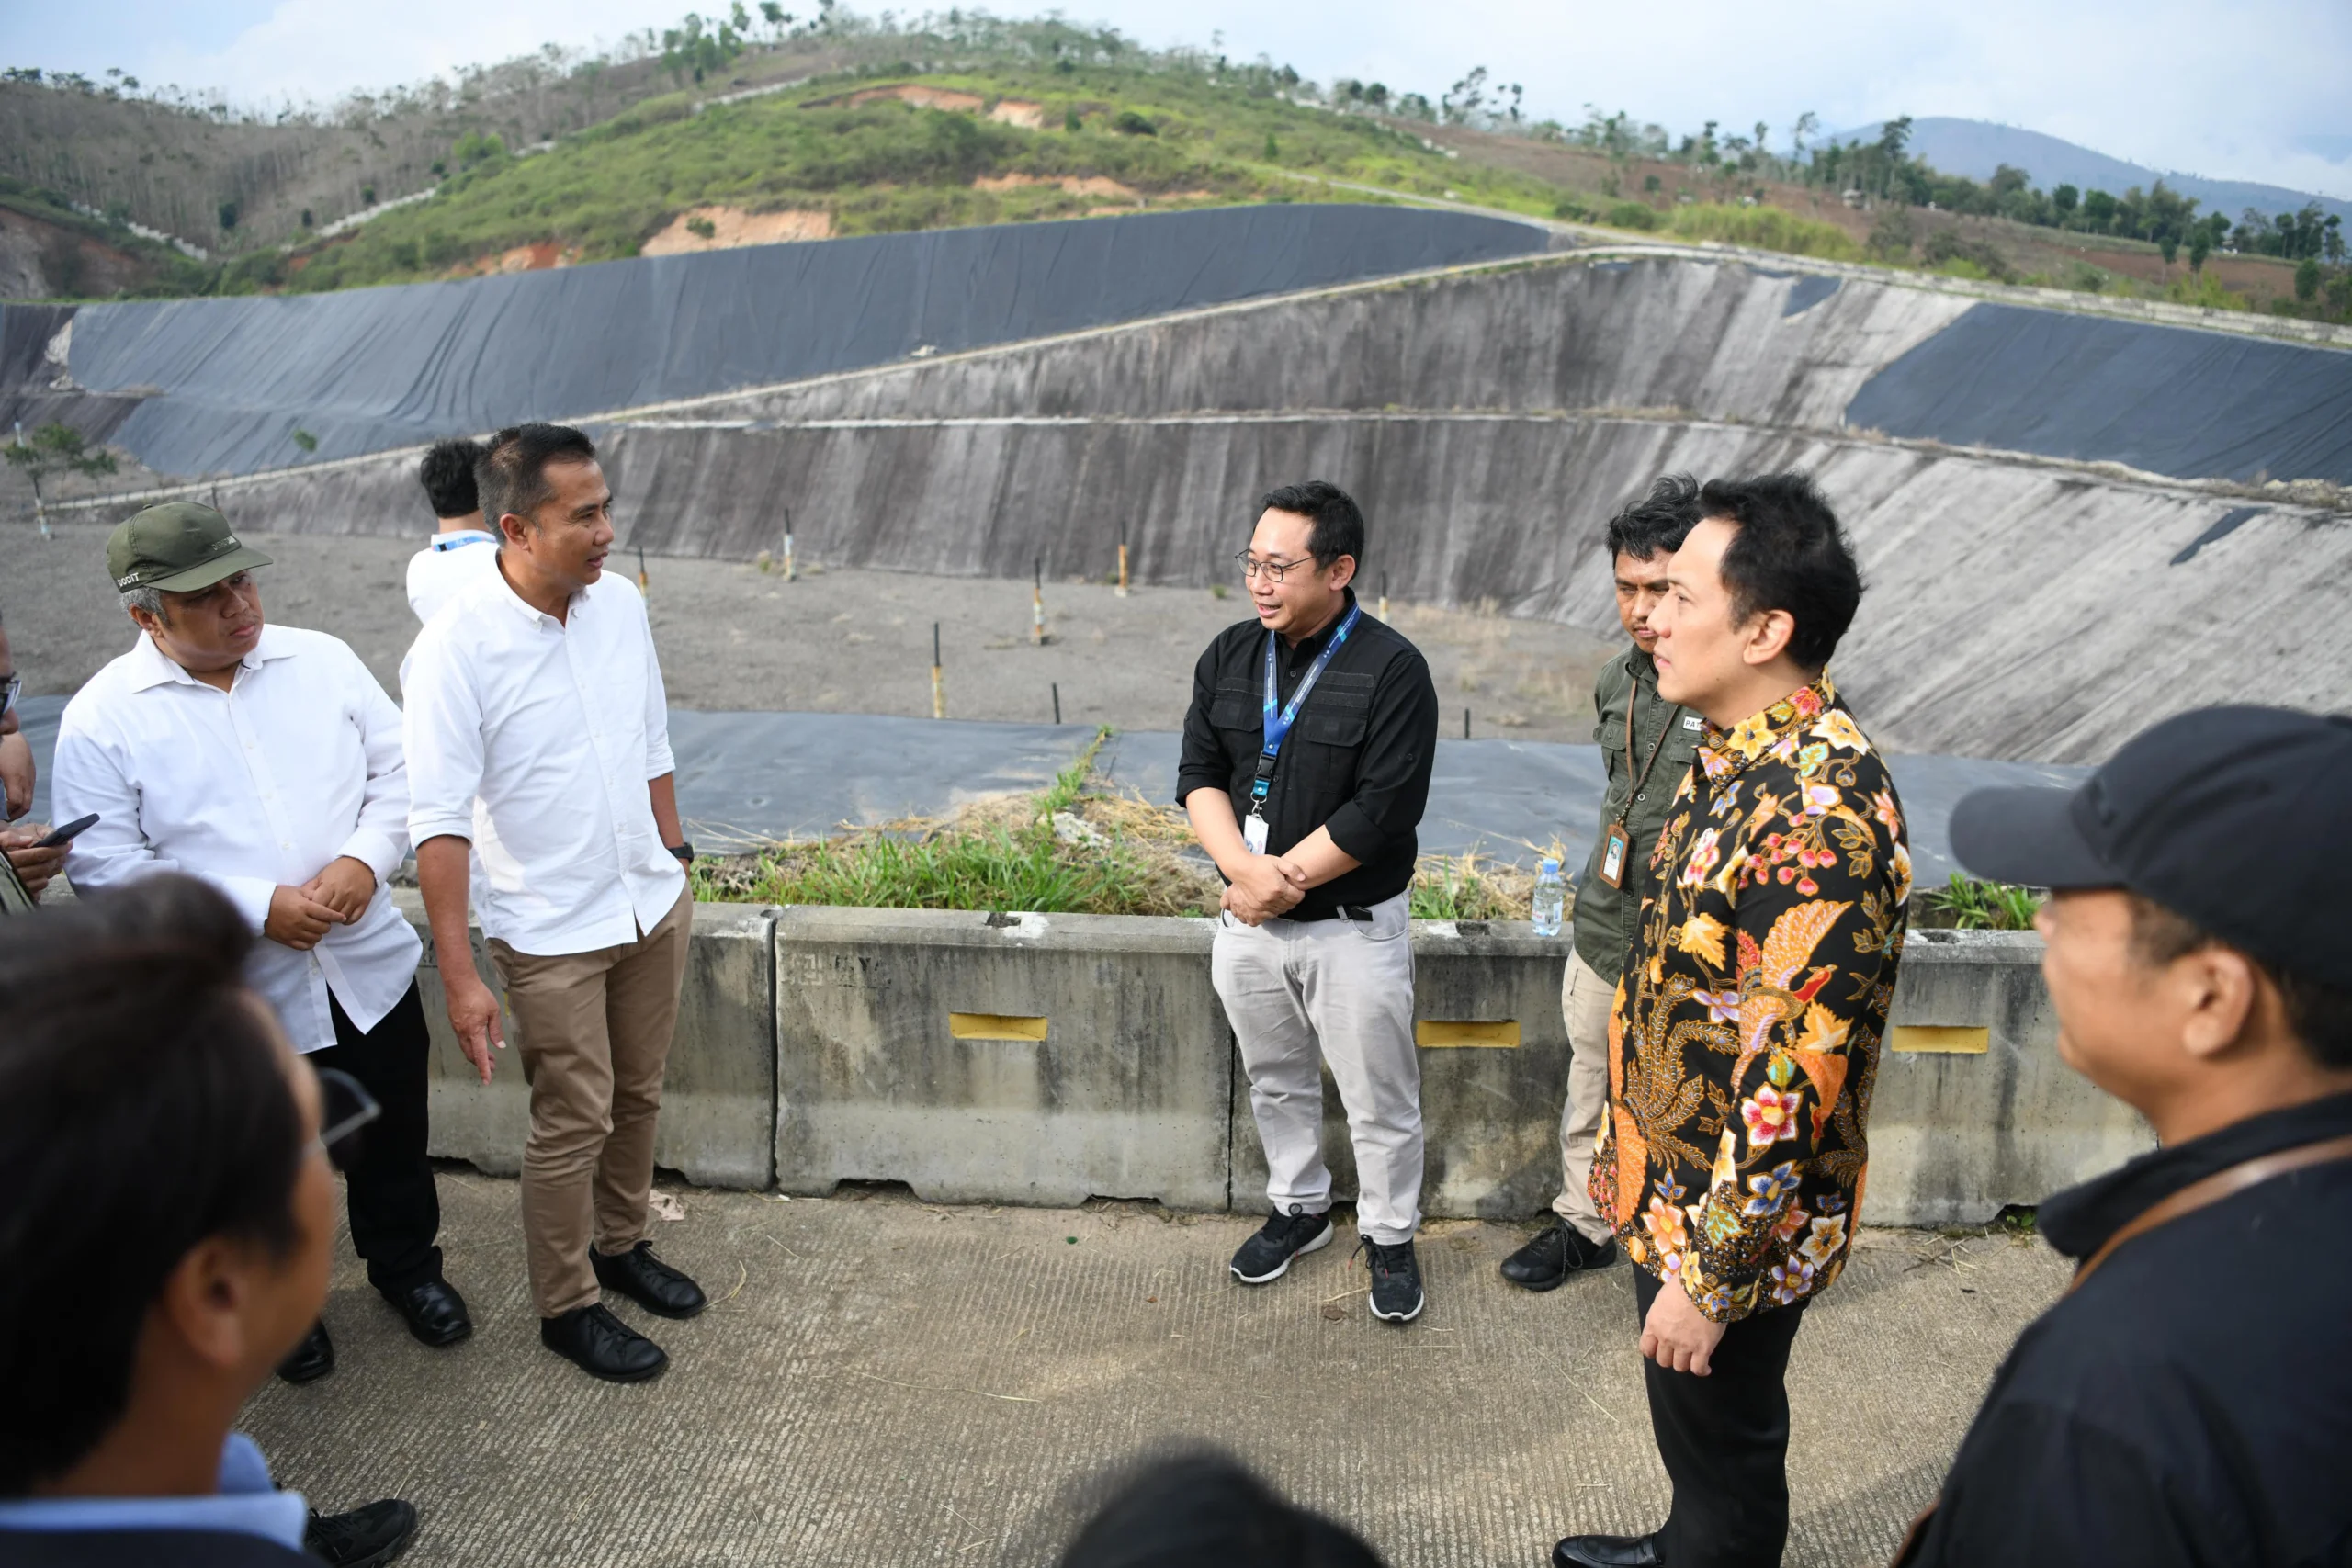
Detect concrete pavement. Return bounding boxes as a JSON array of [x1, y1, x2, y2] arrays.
[[245, 1176, 2064, 1567]]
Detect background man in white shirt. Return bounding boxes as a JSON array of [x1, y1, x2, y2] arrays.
[[403, 436, 496, 626], [402, 423, 706, 1383], [51, 502, 474, 1385]]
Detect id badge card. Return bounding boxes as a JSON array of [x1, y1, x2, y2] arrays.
[[1598, 823, 1630, 889], [1244, 811, 1270, 856]]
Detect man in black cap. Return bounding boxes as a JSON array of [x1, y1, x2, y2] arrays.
[[1902, 705, 2352, 1567]]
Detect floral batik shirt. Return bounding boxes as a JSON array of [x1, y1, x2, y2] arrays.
[[1589, 673, 1911, 1322]]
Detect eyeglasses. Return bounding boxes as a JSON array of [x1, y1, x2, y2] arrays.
[[310, 1067, 381, 1174], [0, 672, 18, 722], [1233, 550, 1317, 584]]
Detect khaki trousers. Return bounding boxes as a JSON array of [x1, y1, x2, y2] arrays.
[[488, 887, 693, 1316], [1551, 948, 1617, 1244]]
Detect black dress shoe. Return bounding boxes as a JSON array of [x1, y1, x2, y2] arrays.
[[1501, 1223, 1620, 1292], [305, 1499, 418, 1568], [276, 1320, 334, 1385], [1554, 1533, 1661, 1568], [382, 1278, 473, 1348], [592, 1239, 707, 1319], [541, 1303, 668, 1382]]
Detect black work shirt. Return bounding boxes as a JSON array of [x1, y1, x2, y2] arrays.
[[1907, 1089, 2352, 1568], [1175, 592, 1439, 918]]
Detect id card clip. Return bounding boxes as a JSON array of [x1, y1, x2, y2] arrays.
[[1597, 822, 1630, 889]]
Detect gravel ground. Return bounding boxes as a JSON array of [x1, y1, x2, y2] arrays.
[[3, 521, 1616, 739]]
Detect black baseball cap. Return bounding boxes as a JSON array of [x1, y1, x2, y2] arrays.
[[1950, 705, 2352, 989]]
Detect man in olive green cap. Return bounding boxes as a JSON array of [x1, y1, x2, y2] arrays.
[[51, 501, 477, 1396]]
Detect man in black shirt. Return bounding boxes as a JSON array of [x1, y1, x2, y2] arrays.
[[1178, 480, 1441, 1324], [1905, 705, 2352, 1567]]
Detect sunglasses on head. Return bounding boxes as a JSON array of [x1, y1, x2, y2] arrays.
[[310, 1066, 381, 1174]]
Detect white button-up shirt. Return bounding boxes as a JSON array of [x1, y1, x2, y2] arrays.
[[404, 530, 501, 625], [401, 565, 684, 956], [52, 626, 422, 1053]]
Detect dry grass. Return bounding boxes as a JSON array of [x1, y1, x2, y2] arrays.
[[693, 731, 1557, 920]]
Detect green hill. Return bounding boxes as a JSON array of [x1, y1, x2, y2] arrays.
[[268, 62, 1577, 294]]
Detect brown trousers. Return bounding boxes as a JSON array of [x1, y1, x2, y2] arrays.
[[489, 887, 693, 1316]]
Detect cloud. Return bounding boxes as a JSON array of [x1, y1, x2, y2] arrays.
[[8, 0, 2348, 196]]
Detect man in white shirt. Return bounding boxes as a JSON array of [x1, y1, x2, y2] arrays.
[[51, 502, 474, 1387], [403, 437, 498, 626], [402, 423, 706, 1383]]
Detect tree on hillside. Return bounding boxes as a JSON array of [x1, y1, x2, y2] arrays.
[[6, 421, 117, 538]]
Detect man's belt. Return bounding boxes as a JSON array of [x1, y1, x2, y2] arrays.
[[1286, 904, 1375, 923]]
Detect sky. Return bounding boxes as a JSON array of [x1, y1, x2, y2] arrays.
[[5, 0, 2347, 199]]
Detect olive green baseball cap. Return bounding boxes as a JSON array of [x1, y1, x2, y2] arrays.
[[107, 502, 273, 594]]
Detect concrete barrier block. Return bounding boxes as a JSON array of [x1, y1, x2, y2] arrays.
[[1868, 928, 2154, 1226], [400, 891, 527, 1178], [1229, 920, 1572, 1223], [774, 907, 1232, 1210], [401, 893, 779, 1190], [662, 903, 779, 1189]]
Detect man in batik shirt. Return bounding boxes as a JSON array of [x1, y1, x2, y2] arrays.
[[1555, 473, 1910, 1568]]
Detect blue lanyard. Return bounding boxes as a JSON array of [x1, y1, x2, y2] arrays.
[[1251, 604, 1361, 809], [431, 533, 493, 553]]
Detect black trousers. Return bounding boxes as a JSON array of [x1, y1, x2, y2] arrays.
[[1633, 1266, 1809, 1568], [309, 983, 443, 1294]]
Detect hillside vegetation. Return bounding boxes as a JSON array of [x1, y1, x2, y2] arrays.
[[1, 7, 2339, 321], [278, 64, 1570, 293]]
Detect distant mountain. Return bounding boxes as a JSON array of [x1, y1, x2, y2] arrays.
[[1826, 117, 2352, 227]]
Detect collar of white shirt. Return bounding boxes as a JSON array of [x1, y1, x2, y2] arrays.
[[123, 626, 296, 693]]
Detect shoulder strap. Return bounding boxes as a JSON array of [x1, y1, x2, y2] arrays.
[[2069, 1130, 2352, 1292], [1892, 1129, 2352, 1567]]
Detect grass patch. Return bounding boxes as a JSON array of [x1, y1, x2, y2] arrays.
[[1667, 202, 1860, 260], [1916, 873, 2043, 931], [693, 726, 1558, 920]]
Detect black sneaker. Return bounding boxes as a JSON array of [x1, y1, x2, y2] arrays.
[[1229, 1206, 1335, 1284], [1358, 1236, 1425, 1323], [304, 1499, 418, 1568], [1499, 1222, 1620, 1292]]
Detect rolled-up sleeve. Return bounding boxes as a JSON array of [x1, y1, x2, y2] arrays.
[[337, 649, 411, 880], [1324, 650, 1439, 863], [1174, 641, 1234, 805], [401, 630, 483, 847]]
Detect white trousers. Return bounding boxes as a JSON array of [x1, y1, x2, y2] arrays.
[[1551, 948, 1616, 1244], [1211, 891, 1424, 1244]]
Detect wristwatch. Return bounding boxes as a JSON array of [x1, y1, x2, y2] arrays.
[[668, 841, 696, 865]]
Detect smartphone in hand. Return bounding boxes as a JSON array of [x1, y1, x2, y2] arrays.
[[34, 813, 99, 849]]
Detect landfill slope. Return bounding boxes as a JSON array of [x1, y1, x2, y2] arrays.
[[1847, 303, 2352, 483], [49, 205, 1551, 478]]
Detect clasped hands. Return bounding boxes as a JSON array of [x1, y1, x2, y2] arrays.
[[264, 856, 378, 951], [1221, 851, 1311, 925]]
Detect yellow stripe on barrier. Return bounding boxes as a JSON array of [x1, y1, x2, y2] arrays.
[[949, 1012, 1049, 1042], [1891, 1025, 1990, 1055], [1415, 1020, 1521, 1048]]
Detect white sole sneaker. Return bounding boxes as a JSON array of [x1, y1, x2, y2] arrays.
[[1369, 1287, 1426, 1324], [1229, 1219, 1335, 1284]]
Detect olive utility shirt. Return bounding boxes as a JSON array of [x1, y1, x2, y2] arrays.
[[1571, 646, 1702, 983]]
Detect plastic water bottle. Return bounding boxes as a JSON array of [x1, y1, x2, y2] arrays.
[[1531, 858, 1566, 937]]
